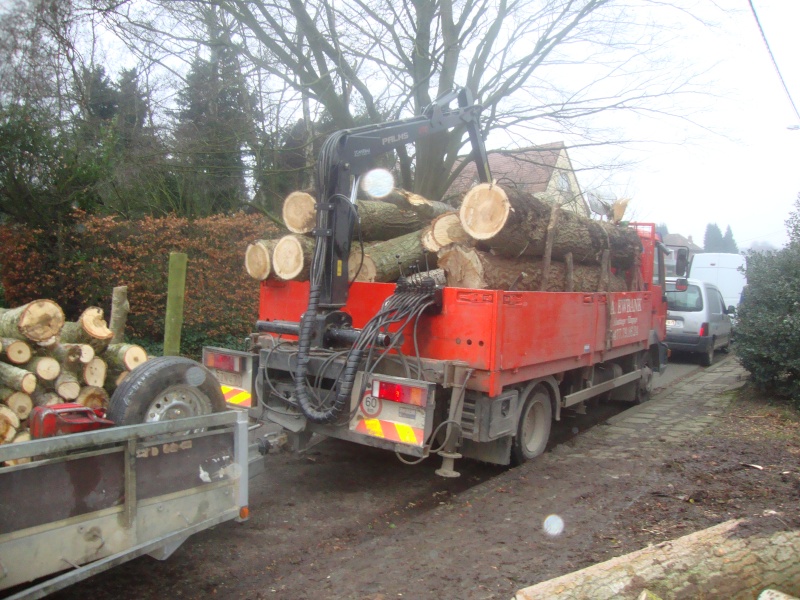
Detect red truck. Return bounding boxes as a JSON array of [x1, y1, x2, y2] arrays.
[[204, 89, 671, 476]]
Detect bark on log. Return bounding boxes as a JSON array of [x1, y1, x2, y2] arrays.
[[438, 245, 628, 293], [379, 189, 453, 221], [459, 184, 642, 269], [31, 388, 60, 407], [22, 356, 60, 381], [245, 238, 279, 281], [49, 343, 94, 366], [0, 405, 20, 443], [272, 235, 315, 281], [0, 387, 33, 420], [103, 344, 148, 372], [54, 371, 81, 400], [1, 338, 32, 365], [36, 335, 59, 349], [109, 286, 129, 344], [0, 300, 65, 342], [348, 230, 433, 283], [0, 362, 37, 394], [59, 307, 114, 351], [76, 386, 109, 410], [83, 357, 107, 388], [104, 370, 130, 396], [515, 519, 800, 600]]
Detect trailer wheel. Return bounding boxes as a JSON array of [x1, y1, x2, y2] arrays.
[[108, 356, 226, 426], [511, 385, 552, 465]]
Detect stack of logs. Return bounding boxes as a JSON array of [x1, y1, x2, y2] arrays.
[[245, 183, 642, 294], [0, 301, 148, 450]]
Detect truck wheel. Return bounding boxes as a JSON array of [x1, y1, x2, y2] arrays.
[[700, 341, 715, 367], [511, 385, 552, 465], [108, 356, 226, 425]]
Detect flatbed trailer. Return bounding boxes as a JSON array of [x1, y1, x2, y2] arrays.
[[209, 224, 669, 474], [0, 410, 251, 599]]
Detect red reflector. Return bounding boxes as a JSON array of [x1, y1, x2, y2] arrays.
[[699, 323, 709, 337], [204, 352, 241, 373], [373, 380, 426, 407]]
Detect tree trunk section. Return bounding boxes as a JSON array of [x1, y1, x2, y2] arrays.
[[379, 189, 453, 221], [0, 405, 20, 443], [1, 338, 32, 365], [49, 343, 94, 366], [272, 235, 315, 281], [0, 300, 65, 342], [54, 371, 81, 400], [103, 344, 148, 372], [109, 286, 130, 344], [348, 230, 433, 283], [5, 431, 32, 465], [515, 519, 800, 600], [282, 191, 317, 234], [22, 356, 60, 381], [431, 212, 472, 249], [459, 184, 642, 269], [438, 245, 628, 292], [105, 370, 130, 396], [0, 387, 33, 421], [0, 362, 37, 394], [245, 238, 279, 281], [31, 388, 60, 407], [59, 307, 114, 351], [76, 386, 110, 410], [83, 357, 107, 388]]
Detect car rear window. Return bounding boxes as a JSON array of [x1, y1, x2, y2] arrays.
[[666, 283, 703, 312]]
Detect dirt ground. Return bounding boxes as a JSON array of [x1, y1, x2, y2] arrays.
[[46, 364, 800, 600]]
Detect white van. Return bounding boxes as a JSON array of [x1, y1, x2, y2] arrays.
[[665, 277, 733, 366], [689, 253, 746, 309]]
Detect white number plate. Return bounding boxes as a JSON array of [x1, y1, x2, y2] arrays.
[[213, 370, 243, 387], [666, 319, 682, 328]]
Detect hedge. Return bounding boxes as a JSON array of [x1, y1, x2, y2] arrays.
[[0, 212, 280, 358]]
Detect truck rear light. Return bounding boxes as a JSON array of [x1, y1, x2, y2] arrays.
[[372, 380, 427, 407], [699, 323, 709, 337], [204, 351, 242, 373]]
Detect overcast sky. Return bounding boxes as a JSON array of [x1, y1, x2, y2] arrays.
[[568, 0, 800, 250]]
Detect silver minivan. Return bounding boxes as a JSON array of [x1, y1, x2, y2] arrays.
[[665, 277, 733, 366]]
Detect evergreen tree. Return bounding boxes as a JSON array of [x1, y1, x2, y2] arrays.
[[722, 226, 739, 254], [703, 223, 725, 252], [656, 223, 669, 238]]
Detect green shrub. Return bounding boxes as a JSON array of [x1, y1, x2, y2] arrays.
[[736, 198, 800, 407]]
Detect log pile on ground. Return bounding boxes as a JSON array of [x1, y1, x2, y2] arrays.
[[0, 300, 149, 451], [246, 184, 643, 293]]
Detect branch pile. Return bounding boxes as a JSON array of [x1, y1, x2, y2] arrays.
[[244, 184, 642, 294], [0, 301, 149, 452]]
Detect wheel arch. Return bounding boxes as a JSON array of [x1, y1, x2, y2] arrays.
[[517, 375, 561, 422]]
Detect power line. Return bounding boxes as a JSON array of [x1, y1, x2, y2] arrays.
[[747, 0, 800, 124]]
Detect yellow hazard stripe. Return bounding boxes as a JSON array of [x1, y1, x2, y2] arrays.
[[220, 385, 252, 407], [394, 422, 418, 445], [363, 418, 384, 438]]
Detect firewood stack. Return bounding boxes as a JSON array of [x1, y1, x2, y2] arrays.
[[0, 301, 148, 447], [244, 183, 642, 294]]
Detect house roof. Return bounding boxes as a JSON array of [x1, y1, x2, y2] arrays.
[[449, 142, 567, 196], [663, 233, 704, 253]]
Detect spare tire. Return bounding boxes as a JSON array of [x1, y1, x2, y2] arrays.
[[108, 356, 226, 425]]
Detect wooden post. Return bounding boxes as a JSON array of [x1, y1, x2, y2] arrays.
[[540, 204, 561, 291], [163, 252, 188, 357], [565, 253, 575, 293], [109, 286, 130, 344]]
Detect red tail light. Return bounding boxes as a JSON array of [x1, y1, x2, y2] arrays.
[[372, 380, 427, 407], [204, 351, 242, 373], [699, 323, 709, 337]]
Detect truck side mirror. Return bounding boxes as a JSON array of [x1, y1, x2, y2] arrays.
[[726, 305, 737, 316], [675, 248, 689, 277]]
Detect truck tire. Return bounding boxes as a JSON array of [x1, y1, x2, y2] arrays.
[[700, 340, 715, 367], [634, 350, 654, 404], [511, 384, 552, 465], [108, 356, 226, 426]]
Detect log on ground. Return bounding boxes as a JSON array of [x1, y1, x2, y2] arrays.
[[0, 300, 65, 342], [459, 184, 642, 269], [438, 245, 627, 292], [348, 230, 434, 283]]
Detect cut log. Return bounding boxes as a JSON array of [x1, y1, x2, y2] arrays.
[[421, 228, 440, 253], [76, 386, 110, 410], [245, 238, 279, 280], [59, 307, 114, 350], [0, 405, 20, 443], [36, 335, 59, 349], [104, 370, 130, 396], [282, 191, 317, 234], [31, 388, 60, 407], [272, 235, 315, 281], [430, 212, 472, 249], [0, 362, 37, 394], [103, 344, 148, 372], [109, 285, 130, 344], [437, 245, 628, 293], [459, 184, 642, 269], [0, 387, 33, 420], [23, 356, 60, 381], [54, 371, 81, 400], [283, 191, 435, 242], [5, 431, 32, 465], [49, 343, 94, 366], [349, 230, 433, 283], [380, 189, 453, 221], [1, 338, 32, 365], [0, 300, 65, 342], [83, 357, 107, 388]]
